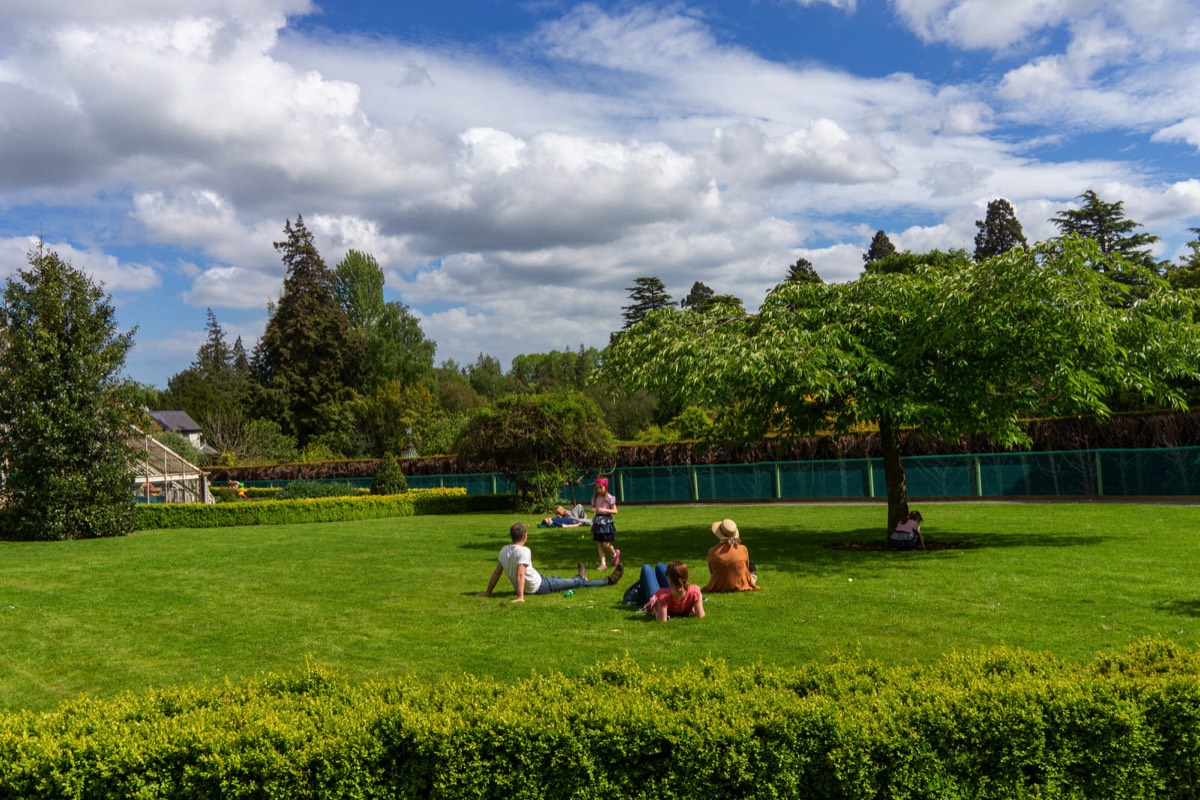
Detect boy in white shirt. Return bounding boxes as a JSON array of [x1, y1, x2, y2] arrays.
[[477, 522, 624, 603]]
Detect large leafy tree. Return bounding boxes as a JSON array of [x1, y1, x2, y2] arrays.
[[255, 217, 361, 445], [0, 247, 138, 540], [334, 249, 385, 330], [334, 249, 435, 393], [456, 391, 617, 511], [680, 281, 716, 310], [510, 346, 602, 392], [864, 249, 971, 276], [466, 353, 513, 399], [974, 198, 1027, 261], [1051, 189, 1161, 273], [605, 238, 1200, 531]]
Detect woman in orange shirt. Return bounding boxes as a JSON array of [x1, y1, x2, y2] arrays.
[[702, 518, 760, 592]]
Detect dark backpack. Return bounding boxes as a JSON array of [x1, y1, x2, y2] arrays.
[[623, 579, 646, 606]]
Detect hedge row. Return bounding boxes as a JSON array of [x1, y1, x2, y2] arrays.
[[133, 489, 512, 530], [1, 639, 1199, 799]]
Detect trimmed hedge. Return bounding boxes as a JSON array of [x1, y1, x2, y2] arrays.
[[1, 640, 1199, 799], [133, 489, 512, 530]]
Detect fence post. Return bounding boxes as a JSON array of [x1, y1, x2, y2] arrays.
[[774, 463, 782, 499], [618, 470, 625, 502], [1094, 451, 1104, 496], [866, 460, 876, 498], [973, 456, 982, 497]]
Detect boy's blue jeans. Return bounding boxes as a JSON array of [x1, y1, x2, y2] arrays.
[[536, 574, 608, 594]]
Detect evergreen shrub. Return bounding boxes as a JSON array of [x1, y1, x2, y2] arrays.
[[371, 454, 408, 495], [1, 641, 1199, 799]]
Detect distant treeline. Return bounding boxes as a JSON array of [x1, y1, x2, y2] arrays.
[[214, 409, 1200, 483]]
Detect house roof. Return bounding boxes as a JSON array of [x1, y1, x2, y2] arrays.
[[147, 410, 203, 433]]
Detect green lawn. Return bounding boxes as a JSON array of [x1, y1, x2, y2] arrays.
[[2, 502, 1198, 712]]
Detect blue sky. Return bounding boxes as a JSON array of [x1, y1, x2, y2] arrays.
[[2, 0, 1198, 388]]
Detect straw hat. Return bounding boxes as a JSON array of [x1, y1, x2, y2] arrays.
[[711, 518, 740, 540]]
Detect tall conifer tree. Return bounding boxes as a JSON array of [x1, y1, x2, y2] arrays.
[[255, 216, 360, 444], [974, 198, 1028, 261]]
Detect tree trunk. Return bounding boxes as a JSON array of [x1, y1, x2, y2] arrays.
[[879, 416, 909, 532]]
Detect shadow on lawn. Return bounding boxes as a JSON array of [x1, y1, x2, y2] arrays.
[[459, 522, 1111, 581], [1154, 599, 1200, 617]]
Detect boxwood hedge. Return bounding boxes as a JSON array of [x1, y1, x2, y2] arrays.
[[1, 639, 1198, 799], [133, 489, 512, 530]]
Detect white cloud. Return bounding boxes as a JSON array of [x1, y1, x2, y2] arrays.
[[1, 2, 1198, 384], [0, 236, 160, 294], [711, 120, 896, 187], [181, 265, 279, 310], [791, 0, 857, 10]]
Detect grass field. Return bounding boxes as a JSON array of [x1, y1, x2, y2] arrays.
[[2, 501, 1198, 712]]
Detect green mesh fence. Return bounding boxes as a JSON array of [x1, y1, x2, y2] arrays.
[[241, 447, 1200, 501], [586, 446, 1200, 502]]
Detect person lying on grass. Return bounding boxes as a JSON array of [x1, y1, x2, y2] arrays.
[[539, 505, 584, 528], [477, 522, 624, 603], [642, 560, 705, 622]]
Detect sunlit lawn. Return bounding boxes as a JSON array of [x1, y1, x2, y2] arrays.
[[2, 501, 1198, 712]]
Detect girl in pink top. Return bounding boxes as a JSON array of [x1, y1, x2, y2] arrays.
[[644, 560, 705, 622], [590, 477, 620, 571]]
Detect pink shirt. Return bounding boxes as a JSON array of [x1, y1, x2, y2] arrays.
[[592, 492, 617, 514], [646, 584, 703, 617]]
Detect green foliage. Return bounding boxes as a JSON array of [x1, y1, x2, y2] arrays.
[[419, 412, 468, 455], [3, 642, 1200, 799], [456, 391, 617, 510], [371, 454, 408, 495], [466, 352, 513, 399], [786, 256, 822, 284], [152, 430, 204, 466], [350, 380, 441, 457], [605, 238, 1200, 529], [162, 309, 255, 426], [211, 485, 279, 501], [509, 346, 602, 392], [863, 247, 971, 275], [1051, 189, 1162, 274], [620, 276, 673, 330], [974, 197, 1028, 260], [366, 301, 436, 392], [862, 229, 897, 264], [0, 247, 137, 540], [679, 280, 715, 310], [667, 405, 714, 440], [436, 361, 486, 414], [334, 249, 436, 394], [1164, 228, 1200, 290], [133, 487, 506, 529], [594, 386, 658, 440], [276, 479, 360, 499], [333, 248, 385, 329], [255, 216, 362, 445]]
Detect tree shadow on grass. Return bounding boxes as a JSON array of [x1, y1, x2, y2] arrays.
[[459, 523, 1112, 582], [1154, 599, 1200, 617]]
